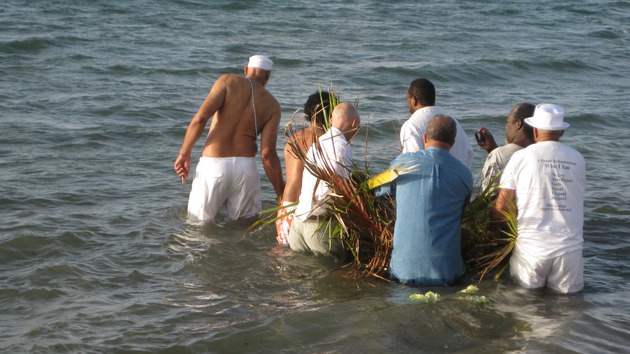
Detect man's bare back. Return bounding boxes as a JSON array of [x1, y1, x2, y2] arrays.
[[201, 74, 280, 158], [174, 57, 284, 202], [283, 126, 325, 202]]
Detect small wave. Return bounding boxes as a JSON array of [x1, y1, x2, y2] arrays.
[[216, 1, 255, 11], [0, 288, 66, 309], [0, 37, 56, 54], [589, 29, 624, 40]]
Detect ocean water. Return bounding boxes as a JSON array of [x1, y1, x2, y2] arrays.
[[1, 0, 629, 352]]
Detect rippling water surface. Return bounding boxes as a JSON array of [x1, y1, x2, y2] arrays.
[[2, 0, 629, 352]]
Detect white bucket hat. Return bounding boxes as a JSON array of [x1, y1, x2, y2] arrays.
[[524, 103, 570, 130], [247, 55, 273, 71]]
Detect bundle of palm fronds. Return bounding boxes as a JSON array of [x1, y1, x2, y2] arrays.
[[299, 147, 518, 281]]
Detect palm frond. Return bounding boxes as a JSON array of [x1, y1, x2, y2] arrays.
[[244, 201, 297, 236], [466, 194, 518, 281]]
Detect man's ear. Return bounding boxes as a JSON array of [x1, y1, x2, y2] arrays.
[[515, 119, 523, 129], [423, 133, 428, 145]]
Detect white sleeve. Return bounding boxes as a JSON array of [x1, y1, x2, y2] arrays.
[[400, 122, 423, 153], [336, 143, 353, 178]]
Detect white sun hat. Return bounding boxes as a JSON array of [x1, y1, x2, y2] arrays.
[[524, 103, 570, 130]]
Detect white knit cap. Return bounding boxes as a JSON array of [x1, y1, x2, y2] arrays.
[[247, 55, 273, 71]]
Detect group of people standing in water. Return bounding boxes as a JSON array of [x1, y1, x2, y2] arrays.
[[174, 55, 585, 294]]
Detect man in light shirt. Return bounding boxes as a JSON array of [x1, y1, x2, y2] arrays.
[[475, 103, 536, 193], [378, 115, 473, 285], [399, 78, 473, 169], [288, 103, 361, 257]]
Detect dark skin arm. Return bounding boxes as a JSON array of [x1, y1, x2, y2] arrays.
[[476, 127, 499, 153]]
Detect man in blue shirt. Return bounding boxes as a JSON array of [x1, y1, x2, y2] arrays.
[[379, 114, 473, 285]]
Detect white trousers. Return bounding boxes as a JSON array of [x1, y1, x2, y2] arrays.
[[187, 157, 261, 222], [510, 247, 584, 294]]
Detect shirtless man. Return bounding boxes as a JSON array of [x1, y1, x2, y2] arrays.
[[276, 91, 331, 245], [174, 55, 284, 222]]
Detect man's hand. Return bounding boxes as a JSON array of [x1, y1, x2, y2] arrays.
[[476, 127, 498, 153], [174, 154, 191, 183]]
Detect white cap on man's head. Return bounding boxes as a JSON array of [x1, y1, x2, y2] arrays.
[[247, 55, 273, 71]]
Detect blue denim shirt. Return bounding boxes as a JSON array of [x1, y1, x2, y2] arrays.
[[377, 147, 473, 285]]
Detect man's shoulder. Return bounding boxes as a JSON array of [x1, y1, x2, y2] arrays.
[[393, 150, 429, 164], [267, 92, 281, 110], [257, 84, 281, 111], [213, 74, 247, 93], [556, 143, 586, 166], [408, 106, 444, 123], [440, 150, 473, 180], [558, 142, 584, 155], [217, 73, 243, 84], [490, 143, 523, 159], [289, 127, 318, 145]]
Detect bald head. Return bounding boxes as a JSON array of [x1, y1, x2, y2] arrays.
[[331, 102, 361, 141], [424, 114, 457, 150]]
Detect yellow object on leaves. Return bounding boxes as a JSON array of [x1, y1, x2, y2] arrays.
[[366, 163, 420, 190]]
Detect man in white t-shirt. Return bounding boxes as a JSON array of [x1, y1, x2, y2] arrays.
[[399, 78, 473, 169], [495, 103, 586, 294]]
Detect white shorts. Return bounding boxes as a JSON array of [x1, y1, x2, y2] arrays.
[[510, 247, 584, 294], [187, 157, 261, 222], [275, 200, 296, 246]]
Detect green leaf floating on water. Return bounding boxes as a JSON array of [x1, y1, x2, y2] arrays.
[[409, 288, 488, 305], [458, 285, 480, 294], [409, 291, 441, 303]]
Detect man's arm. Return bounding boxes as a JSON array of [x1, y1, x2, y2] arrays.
[[174, 76, 227, 183], [476, 127, 498, 153], [493, 188, 516, 222], [259, 105, 285, 199]]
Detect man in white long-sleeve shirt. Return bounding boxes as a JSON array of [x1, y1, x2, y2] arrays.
[[399, 78, 473, 170]]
